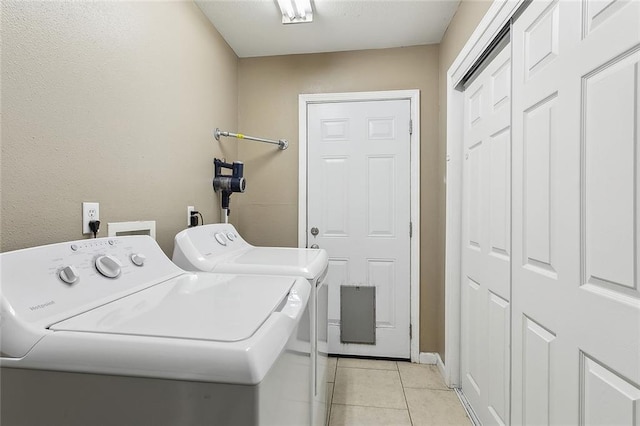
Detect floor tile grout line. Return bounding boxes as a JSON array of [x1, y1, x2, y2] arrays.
[[327, 378, 336, 425], [402, 385, 454, 391], [330, 402, 409, 410], [330, 402, 412, 411], [327, 358, 338, 425], [397, 362, 414, 426], [336, 358, 399, 370], [334, 366, 401, 374], [335, 366, 398, 372]]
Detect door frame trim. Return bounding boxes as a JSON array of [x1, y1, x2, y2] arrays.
[[444, 0, 525, 387], [298, 90, 421, 362]]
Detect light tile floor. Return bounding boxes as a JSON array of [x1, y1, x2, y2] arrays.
[[327, 357, 472, 426]]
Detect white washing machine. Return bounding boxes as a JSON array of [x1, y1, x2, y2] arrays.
[[0, 236, 311, 426], [173, 223, 329, 426]]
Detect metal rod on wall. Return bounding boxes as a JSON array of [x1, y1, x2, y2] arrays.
[[214, 128, 288, 150]]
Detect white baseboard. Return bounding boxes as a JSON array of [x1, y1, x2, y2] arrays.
[[418, 352, 438, 364], [436, 352, 446, 380]]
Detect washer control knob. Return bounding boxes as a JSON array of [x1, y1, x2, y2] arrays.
[[95, 255, 122, 278], [130, 253, 146, 267], [214, 233, 227, 246], [227, 232, 236, 241], [59, 265, 80, 284]]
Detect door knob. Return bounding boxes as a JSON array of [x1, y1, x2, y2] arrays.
[[310, 244, 320, 249], [311, 227, 319, 236]]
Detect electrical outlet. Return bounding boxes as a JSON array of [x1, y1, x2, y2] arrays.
[[187, 206, 195, 227], [82, 202, 100, 234]]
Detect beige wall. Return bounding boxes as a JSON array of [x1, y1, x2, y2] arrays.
[[237, 46, 442, 353], [436, 0, 493, 357], [1, 0, 492, 358], [1, 0, 238, 255]]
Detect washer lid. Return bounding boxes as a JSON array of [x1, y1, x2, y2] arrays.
[[50, 273, 296, 342]]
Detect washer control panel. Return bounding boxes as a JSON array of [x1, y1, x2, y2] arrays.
[[0, 236, 184, 326], [131, 253, 146, 267], [58, 265, 80, 284], [94, 254, 123, 278]]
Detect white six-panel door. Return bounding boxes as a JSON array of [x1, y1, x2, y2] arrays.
[[307, 100, 411, 358], [461, 40, 512, 426], [511, 1, 640, 424]]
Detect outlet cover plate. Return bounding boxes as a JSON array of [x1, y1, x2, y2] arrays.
[[187, 206, 195, 227], [82, 202, 100, 234]]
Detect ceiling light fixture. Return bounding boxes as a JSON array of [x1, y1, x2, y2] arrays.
[[277, 0, 313, 24]]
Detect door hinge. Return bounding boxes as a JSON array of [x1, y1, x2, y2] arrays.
[[410, 323, 412, 339], [409, 221, 413, 238], [409, 119, 413, 135]]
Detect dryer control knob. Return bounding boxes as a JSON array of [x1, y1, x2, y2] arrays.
[[95, 255, 123, 278], [214, 233, 227, 246], [131, 253, 146, 267], [59, 265, 80, 284], [227, 232, 236, 241]]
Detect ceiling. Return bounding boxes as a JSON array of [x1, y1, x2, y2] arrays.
[[195, 0, 461, 58]]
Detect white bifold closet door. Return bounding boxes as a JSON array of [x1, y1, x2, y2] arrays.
[[511, 1, 640, 425], [461, 39, 512, 426]]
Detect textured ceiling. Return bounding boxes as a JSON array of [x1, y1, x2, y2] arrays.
[[196, 0, 461, 58]]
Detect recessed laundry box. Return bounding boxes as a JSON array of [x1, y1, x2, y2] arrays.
[[0, 236, 311, 426]]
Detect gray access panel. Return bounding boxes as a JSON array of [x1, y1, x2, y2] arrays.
[[340, 286, 376, 344]]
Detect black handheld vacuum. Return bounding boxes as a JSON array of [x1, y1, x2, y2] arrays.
[[213, 158, 246, 220]]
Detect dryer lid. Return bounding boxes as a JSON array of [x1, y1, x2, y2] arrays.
[[220, 247, 328, 279], [50, 273, 296, 342]]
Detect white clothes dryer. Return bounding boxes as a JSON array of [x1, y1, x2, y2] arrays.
[[0, 236, 311, 426], [173, 223, 329, 426]]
